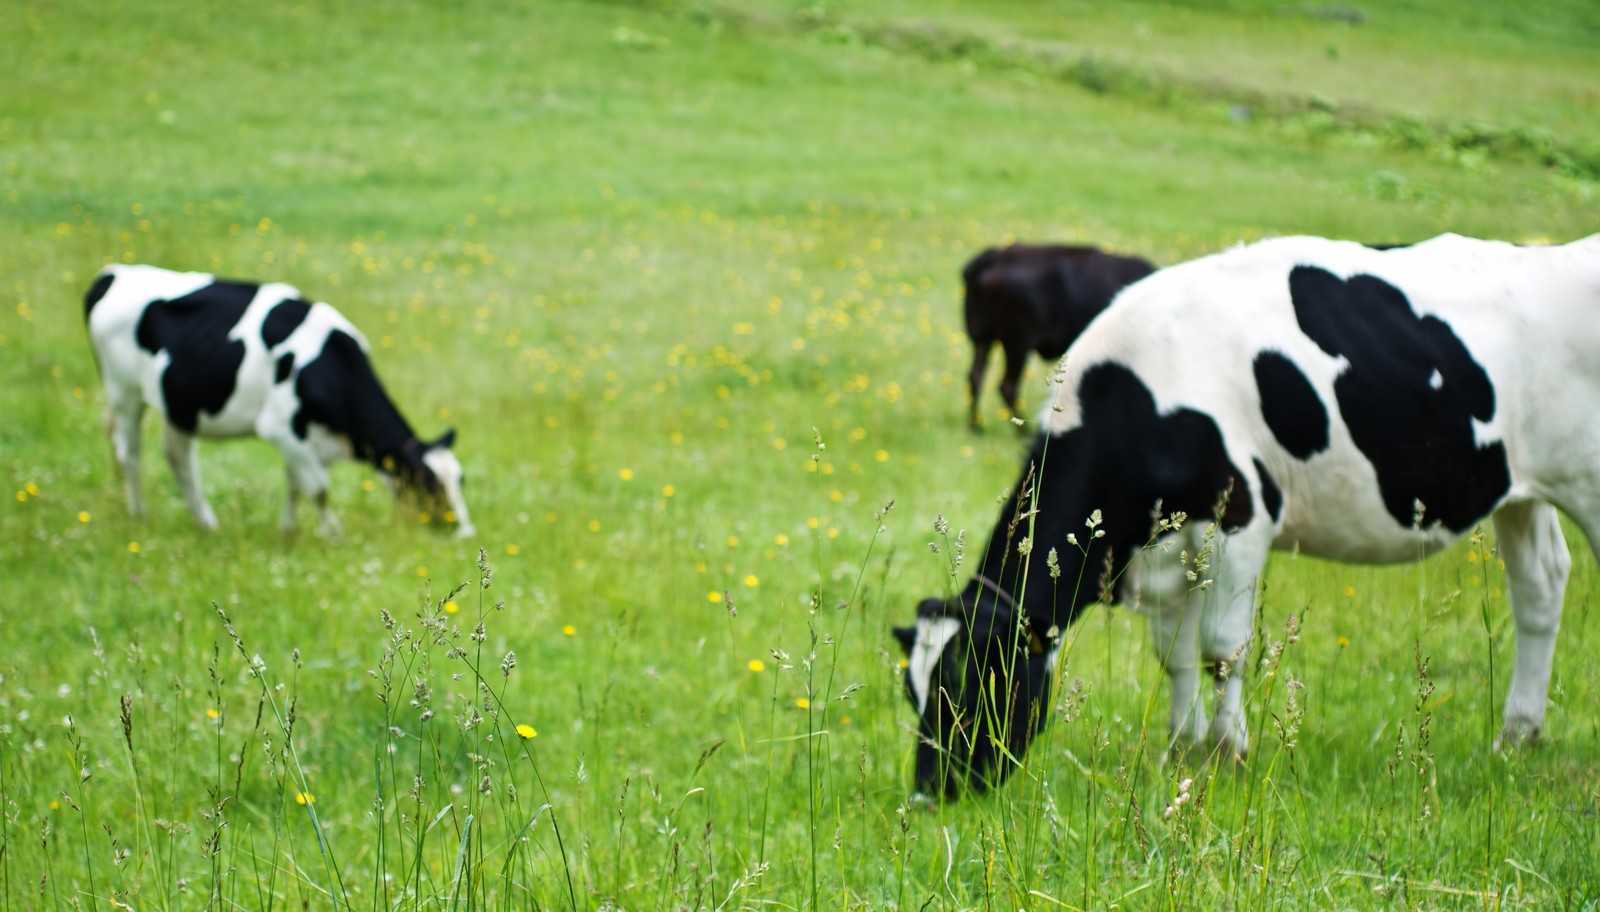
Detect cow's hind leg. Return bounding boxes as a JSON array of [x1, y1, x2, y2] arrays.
[[105, 391, 147, 519], [162, 423, 218, 531], [968, 338, 993, 429], [1493, 500, 1570, 748]]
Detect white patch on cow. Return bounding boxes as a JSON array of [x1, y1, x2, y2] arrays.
[[422, 447, 475, 538], [907, 617, 962, 714], [1428, 368, 1443, 390]]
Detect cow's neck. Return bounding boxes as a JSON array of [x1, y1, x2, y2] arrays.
[[343, 393, 420, 470]]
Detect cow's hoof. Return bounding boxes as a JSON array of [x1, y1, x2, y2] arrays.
[[1211, 723, 1249, 764], [1494, 718, 1543, 751], [1164, 737, 1209, 768]]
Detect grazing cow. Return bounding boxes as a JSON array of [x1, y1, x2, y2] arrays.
[[85, 264, 475, 538], [897, 233, 1600, 798], [962, 244, 1155, 428]]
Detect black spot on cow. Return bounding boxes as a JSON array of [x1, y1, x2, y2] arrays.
[[1287, 266, 1509, 532], [1253, 350, 1329, 459], [84, 272, 114, 318], [134, 281, 257, 433], [968, 363, 1254, 620], [293, 330, 415, 468], [275, 353, 295, 384], [1254, 457, 1282, 522], [262, 298, 313, 349]]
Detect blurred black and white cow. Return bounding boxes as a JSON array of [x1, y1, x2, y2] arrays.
[[962, 244, 1155, 428], [898, 233, 1600, 798], [85, 265, 474, 538]]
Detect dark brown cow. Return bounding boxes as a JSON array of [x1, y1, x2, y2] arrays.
[[963, 244, 1155, 428]]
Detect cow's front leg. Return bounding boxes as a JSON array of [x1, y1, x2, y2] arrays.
[[1149, 598, 1207, 752], [272, 435, 340, 540], [1130, 545, 1207, 753], [162, 423, 218, 531], [1199, 525, 1271, 761], [998, 338, 1029, 428], [1494, 501, 1570, 748]]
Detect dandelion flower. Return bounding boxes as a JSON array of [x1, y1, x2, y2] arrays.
[[295, 791, 315, 805], [416, 566, 429, 578], [127, 542, 140, 554], [747, 659, 765, 673], [708, 591, 723, 603], [206, 707, 220, 719], [506, 544, 520, 556], [619, 468, 634, 481], [562, 624, 576, 636], [444, 601, 460, 614], [743, 575, 759, 587], [774, 534, 788, 546], [14, 491, 26, 502], [662, 485, 675, 497], [875, 450, 889, 462], [1343, 585, 1355, 597], [77, 511, 90, 523], [515, 724, 537, 739], [795, 698, 810, 709], [1337, 636, 1350, 647]]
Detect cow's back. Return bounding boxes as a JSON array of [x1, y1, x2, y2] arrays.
[[87, 265, 312, 436]]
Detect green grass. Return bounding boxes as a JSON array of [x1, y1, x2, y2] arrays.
[[2, 0, 1598, 908]]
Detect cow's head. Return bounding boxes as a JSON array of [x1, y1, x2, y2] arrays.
[[391, 429, 476, 538], [893, 593, 1058, 801]]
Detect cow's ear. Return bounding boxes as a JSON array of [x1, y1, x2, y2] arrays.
[[892, 625, 916, 654], [432, 428, 457, 450]]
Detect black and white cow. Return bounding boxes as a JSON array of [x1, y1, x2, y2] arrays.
[[897, 233, 1600, 798], [85, 264, 474, 538], [962, 244, 1156, 428]]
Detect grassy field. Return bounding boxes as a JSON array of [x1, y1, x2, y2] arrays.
[[2, 0, 1599, 908]]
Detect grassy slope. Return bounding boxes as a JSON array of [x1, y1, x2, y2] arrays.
[[1, 0, 1598, 908]]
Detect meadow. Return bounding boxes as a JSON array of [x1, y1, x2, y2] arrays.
[[2, 0, 1599, 908]]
